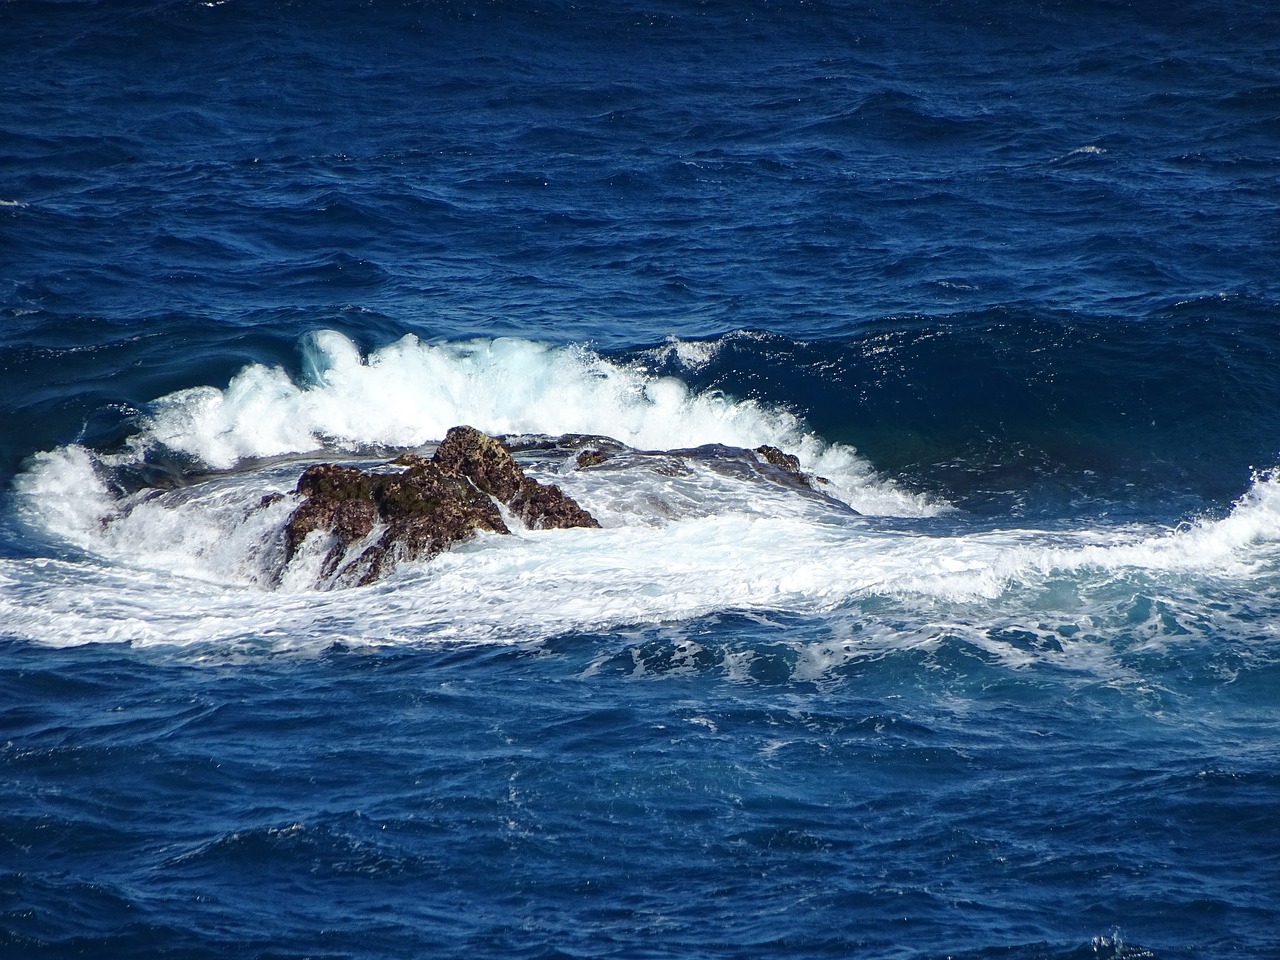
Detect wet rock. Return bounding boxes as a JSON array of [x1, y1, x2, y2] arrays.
[[755, 444, 831, 487], [755, 445, 801, 472], [432, 426, 525, 501], [433, 426, 599, 531], [509, 475, 599, 530], [282, 426, 598, 587], [575, 449, 609, 469]]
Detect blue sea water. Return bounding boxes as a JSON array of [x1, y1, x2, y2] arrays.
[[4, 1, 1280, 957]]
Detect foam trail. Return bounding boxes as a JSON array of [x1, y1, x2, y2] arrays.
[[11, 333, 1280, 657], [136, 331, 938, 516], [7, 457, 1280, 654]]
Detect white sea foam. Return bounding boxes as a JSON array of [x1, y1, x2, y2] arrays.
[[9, 333, 1280, 659], [12, 446, 119, 547], [8, 438, 1280, 656], [129, 331, 938, 516], [1052, 144, 1107, 163], [643, 333, 744, 372]]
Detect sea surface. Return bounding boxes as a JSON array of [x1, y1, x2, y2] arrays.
[[4, 1, 1280, 957]]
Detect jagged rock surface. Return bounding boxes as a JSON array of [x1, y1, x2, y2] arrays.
[[755, 443, 831, 488], [283, 425, 598, 587], [755, 444, 802, 472]]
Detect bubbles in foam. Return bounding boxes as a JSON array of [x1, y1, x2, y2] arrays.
[[9, 443, 1280, 661], [9, 332, 1280, 671], [643, 333, 735, 372], [121, 331, 941, 516], [12, 446, 119, 547]]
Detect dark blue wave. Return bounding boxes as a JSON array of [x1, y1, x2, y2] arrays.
[[635, 298, 1280, 519]]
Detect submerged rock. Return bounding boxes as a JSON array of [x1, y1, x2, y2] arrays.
[[283, 425, 598, 587]]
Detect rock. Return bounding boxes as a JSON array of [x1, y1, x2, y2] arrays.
[[755, 445, 802, 472], [282, 426, 598, 587], [431, 425, 600, 531], [575, 449, 609, 469], [755, 443, 832, 487], [509, 476, 599, 530], [432, 425, 525, 501]]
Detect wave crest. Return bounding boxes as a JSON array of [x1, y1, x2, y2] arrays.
[[128, 330, 938, 517]]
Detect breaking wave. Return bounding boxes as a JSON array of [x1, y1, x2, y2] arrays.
[[6, 332, 1280, 661]]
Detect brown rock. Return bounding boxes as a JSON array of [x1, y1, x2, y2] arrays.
[[753, 443, 833, 489], [281, 426, 597, 587], [755, 445, 802, 472], [509, 477, 600, 530], [432, 425, 525, 501]]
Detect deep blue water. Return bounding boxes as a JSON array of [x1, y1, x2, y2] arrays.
[[4, 1, 1280, 957]]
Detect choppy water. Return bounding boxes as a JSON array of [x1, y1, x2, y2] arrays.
[[3, 2, 1280, 958]]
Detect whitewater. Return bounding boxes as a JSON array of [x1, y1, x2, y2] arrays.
[[8, 332, 1280, 666]]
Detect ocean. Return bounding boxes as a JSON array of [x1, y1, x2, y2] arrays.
[[3, 1, 1280, 957]]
